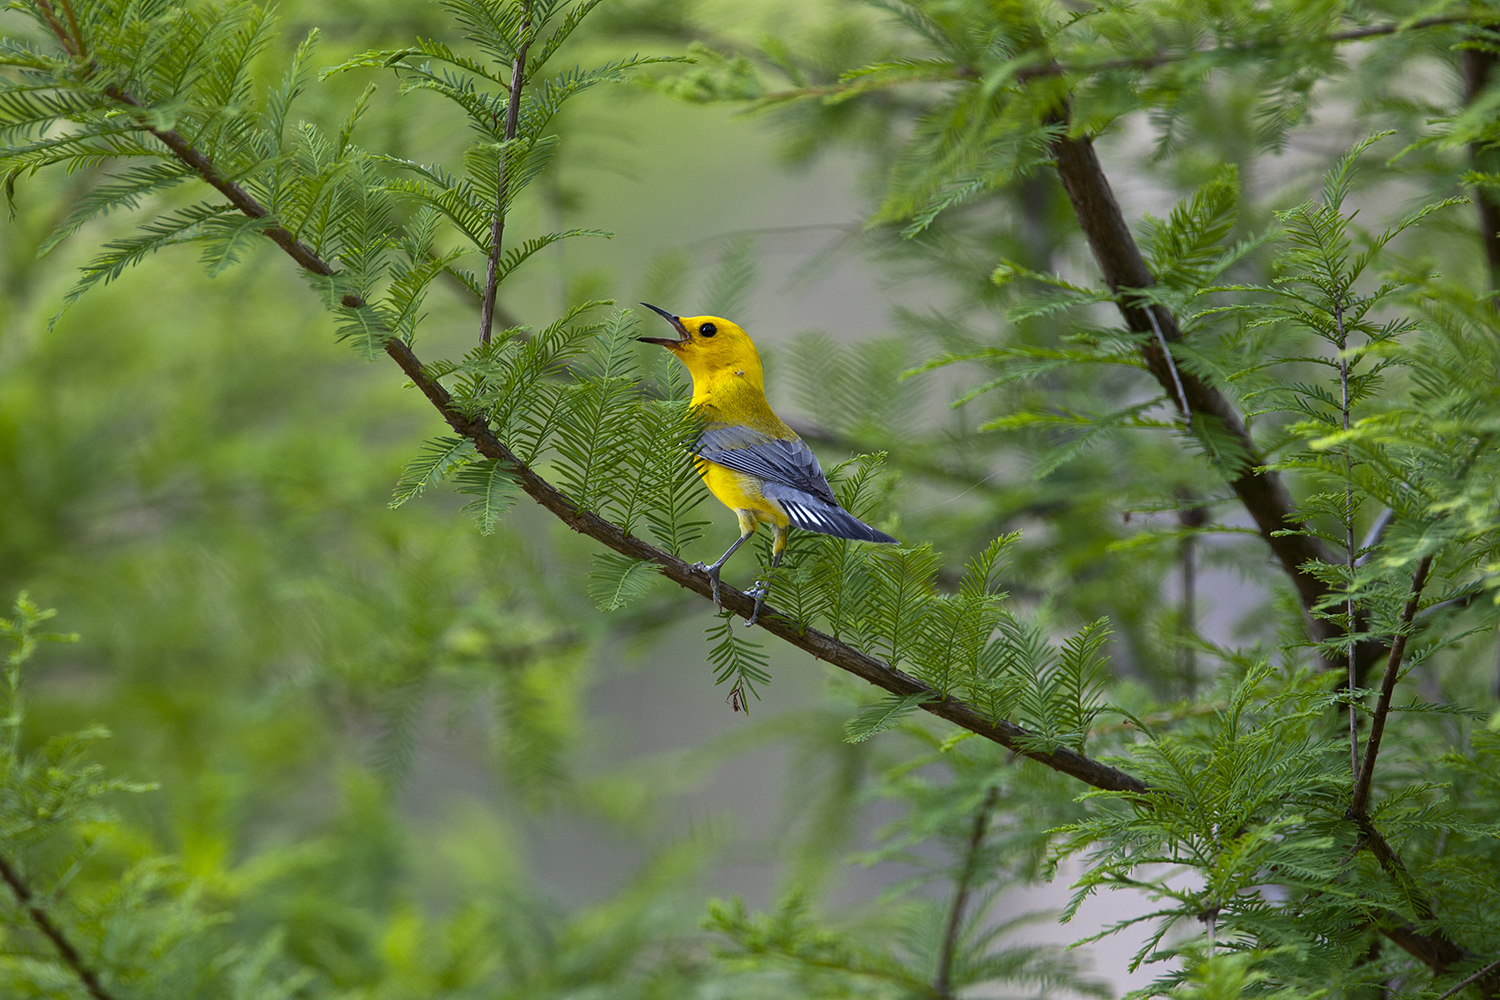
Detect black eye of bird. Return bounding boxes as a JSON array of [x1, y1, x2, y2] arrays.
[[699, 322, 717, 337]]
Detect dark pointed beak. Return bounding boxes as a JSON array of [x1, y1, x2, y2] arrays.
[[637, 302, 689, 347]]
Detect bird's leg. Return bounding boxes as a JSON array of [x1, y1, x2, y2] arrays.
[[745, 526, 788, 627], [693, 530, 752, 610]]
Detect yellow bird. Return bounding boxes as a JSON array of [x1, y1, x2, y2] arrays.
[[639, 303, 898, 625]]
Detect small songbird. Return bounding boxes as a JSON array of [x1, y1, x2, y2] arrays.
[[639, 303, 898, 625]]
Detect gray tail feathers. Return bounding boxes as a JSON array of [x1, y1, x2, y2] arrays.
[[780, 498, 898, 544]]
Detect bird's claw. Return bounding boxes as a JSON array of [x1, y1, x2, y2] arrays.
[[692, 561, 723, 610], [745, 581, 769, 627]]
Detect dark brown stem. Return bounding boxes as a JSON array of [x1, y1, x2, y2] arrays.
[[1047, 129, 1348, 663], [1350, 555, 1434, 818], [1355, 814, 1493, 992], [1463, 45, 1500, 288], [1382, 922, 1468, 977], [114, 89, 1151, 799], [105, 90, 337, 278], [480, 12, 531, 346], [0, 854, 115, 1000], [1356, 814, 1442, 927], [1341, 561, 1493, 982], [934, 788, 999, 998]]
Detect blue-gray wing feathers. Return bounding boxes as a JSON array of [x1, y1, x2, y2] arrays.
[[694, 425, 897, 544]]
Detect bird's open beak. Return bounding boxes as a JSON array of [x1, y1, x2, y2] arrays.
[[637, 302, 689, 348]]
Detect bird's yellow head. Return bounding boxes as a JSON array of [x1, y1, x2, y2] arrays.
[[638, 303, 764, 390]]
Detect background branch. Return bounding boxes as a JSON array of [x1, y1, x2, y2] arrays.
[[0, 853, 115, 1000], [1047, 128, 1364, 668], [1463, 42, 1500, 288], [1351, 555, 1435, 818], [934, 787, 999, 999]]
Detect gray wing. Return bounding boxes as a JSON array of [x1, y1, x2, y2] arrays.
[[694, 424, 839, 506]]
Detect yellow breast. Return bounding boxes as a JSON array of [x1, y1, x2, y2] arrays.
[[697, 458, 790, 529]]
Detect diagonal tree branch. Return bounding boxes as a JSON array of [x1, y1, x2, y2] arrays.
[[0, 852, 116, 1000], [1440, 956, 1500, 1000], [1351, 554, 1435, 818], [384, 334, 1150, 794], [1382, 921, 1468, 978], [1047, 128, 1368, 669], [1339, 555, 1495, 992], [1358, 813, 1488, 987], [103, 92, 1151, 800]]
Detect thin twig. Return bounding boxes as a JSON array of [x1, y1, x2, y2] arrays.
[[935, 787, 999, 999], [30, 0, 76, 57], [1019, 14, 1484, 80], [1337, 302, 1358, 783], [480, 6, 532, 346], [105, 88, 1152, 800], [383, 335, 1152, 794], [753, 14, 1484, 104], [1177, 499, 1208, 696], [1440, 956, 1500, 1000], [1350, 555, 1435, 819], [1145, 305, 1192, 422], [1355, 507, 1396, 567], [56, 0, 84, 57], [0, 853, 115, 1000]]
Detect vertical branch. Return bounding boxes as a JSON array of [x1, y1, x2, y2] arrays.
[[1337, 303, 1359, 782], [1472, 42, 1500, 710], [1462, 45, 1500, 288], [1177, 499, 1207, 696], [479, 3, 533, 346], [1350, 555, 1435, 818], [934, 787, 999, 999]]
